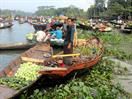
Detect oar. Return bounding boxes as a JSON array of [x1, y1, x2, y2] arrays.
[[52, 53, 80, 58]]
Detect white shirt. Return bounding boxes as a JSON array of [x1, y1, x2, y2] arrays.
[[36, 31, 46, 42]]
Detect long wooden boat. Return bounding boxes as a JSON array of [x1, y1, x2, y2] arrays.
[[0, 38, 103, 98], [0, 43, 52, 99], [0, 42, 36, 50], [0, 24, 13, 29], [77, 23, 92, 30], [33, 24, 47, 31], [121, 29, 131, 34]]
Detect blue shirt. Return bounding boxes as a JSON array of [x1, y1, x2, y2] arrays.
[[55, 29, 63, 39]]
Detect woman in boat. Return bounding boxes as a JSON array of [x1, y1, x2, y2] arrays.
[[54, 26, 63, 39], [50, 26, 64, 44], [63, 18, 75, 65], [36, 30, 50, 42]]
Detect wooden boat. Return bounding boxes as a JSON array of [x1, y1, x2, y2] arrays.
[[0, 43, 52, 99], [18, 19, 25, 24], [121, 29, 131, 34], [124, 26, 132, 30], [0, 24, 13, 29], [33, 24, 47, 31], [38, 38, 103, 76], [0, 42, 36, 50], [0, 38, 103, 98], [77, 23, 92, 30], [99, 27, 112, 32]]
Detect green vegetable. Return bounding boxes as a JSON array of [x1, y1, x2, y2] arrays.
[[0, 62, 43, 90]]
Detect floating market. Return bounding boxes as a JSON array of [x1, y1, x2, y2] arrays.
[[0, 0, 132, 99]]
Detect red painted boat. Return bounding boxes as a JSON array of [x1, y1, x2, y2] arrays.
[[0, 37, 103, 98]]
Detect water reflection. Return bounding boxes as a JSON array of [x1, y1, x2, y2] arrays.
[[0, 21, 34, 44]]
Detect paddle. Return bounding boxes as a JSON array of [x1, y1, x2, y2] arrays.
[[21, 53, 80, 63], [52, 53, 80, 58]]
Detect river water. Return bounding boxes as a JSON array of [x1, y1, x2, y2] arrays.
[[0, 21, 34, 44], [0, 21, 34, 71]]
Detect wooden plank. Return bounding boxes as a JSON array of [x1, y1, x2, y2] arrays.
[[39, 67, 67, 71], [21, 57, 44, 63], [0, 85, 16, 99]]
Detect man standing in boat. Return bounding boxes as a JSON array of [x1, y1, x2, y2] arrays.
[[63, 18, 75, 65]]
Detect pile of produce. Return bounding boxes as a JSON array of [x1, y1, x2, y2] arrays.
[[0, 62, 43, 90], [75, 43, 101, 57], [77, 18, 90, 26], [127, 21, 132, 27], [26, 33, 35, 41]]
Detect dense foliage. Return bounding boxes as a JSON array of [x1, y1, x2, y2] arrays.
[[87, 0, 132, 19], [35, 5, 86, 18], [0, 9, 32, 16]]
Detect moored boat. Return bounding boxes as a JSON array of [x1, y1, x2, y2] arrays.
[[121, 29, 132, 34], [0, 38, 103, 98], [0, 24, 13, 29], [33, 24, 47, 31], [0, 43, 52, 99], [0, 42, 36, 50]]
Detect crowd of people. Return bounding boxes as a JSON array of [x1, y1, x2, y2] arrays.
[[34, 17, 77, 66]]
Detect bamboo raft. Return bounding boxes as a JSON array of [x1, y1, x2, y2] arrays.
[[0, 38, 103, 98]]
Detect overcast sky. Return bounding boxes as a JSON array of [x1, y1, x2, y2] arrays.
[[0, 0, 94, 12]]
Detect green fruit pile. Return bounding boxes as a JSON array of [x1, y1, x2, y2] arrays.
[[26, 33, 35, 40], [15, 62, 43, 81], [127, 21, 132, 27], [0, 62, 43, 90], [77, 18, 90, 26]]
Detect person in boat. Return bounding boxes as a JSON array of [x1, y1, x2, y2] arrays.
[[73, 18, 78, 47], [63, 18, 75, 65], [50, 26, 64, 44], [62, 19, 68, 37], [36, 30, 50, 42], [54, 26, 63, 39]]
